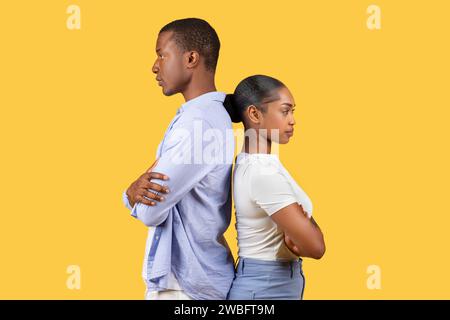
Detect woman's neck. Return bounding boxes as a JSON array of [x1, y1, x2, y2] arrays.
[[242, 130, 272, 154]]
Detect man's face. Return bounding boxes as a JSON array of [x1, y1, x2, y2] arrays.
[[152, 31, 189, 96]]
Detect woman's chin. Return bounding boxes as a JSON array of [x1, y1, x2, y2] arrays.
[[271, 139, 289, 145], [280, 136, 292, 144]]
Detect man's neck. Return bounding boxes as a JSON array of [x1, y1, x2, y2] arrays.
[[182, 72, 217, 102]]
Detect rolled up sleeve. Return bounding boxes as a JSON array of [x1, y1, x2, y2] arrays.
[[122, 190, 133, 211]]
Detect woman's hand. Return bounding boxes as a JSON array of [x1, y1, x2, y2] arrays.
[[284, 234, 302, 256]]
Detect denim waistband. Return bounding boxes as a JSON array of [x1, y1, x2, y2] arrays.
[[235, 257, 303, 278]]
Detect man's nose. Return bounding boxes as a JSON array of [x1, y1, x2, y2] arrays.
[[152, 60, 159, 74]]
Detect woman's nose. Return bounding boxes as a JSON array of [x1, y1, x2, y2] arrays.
[[290, 116, 296, 126]]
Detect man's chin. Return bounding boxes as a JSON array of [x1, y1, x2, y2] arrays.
[[162, 88, 176, 96]]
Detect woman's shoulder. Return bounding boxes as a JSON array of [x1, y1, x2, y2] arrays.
[[236, 153, 314, 217], [236, 153, 286, 182], [236, 153, 281, 168]]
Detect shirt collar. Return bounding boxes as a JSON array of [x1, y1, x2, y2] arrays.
[[177, 91, 226, 114]]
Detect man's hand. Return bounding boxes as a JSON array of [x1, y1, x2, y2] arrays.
[[126, 159, 170, 207]]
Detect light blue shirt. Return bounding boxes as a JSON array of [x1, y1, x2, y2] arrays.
[[122, 91, 235, 300]]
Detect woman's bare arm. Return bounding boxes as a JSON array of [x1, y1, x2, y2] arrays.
[[271, 203, 326, 259]]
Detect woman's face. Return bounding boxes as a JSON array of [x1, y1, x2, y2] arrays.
[[258, 86, 296, 144]]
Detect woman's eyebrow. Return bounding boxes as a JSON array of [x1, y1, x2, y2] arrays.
[[281, 102, 295, 108]]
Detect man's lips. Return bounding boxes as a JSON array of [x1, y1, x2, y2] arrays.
[[156, 77, 163, 86]]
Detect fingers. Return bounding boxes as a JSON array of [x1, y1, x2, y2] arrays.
[[136, 194, 156, 206], [142, 181, 169, 193], [148, 171, 169, 181], [141, 171, 169, 182], [138, 180, 170, 198], [143, 189, 165, 203], [284, 234, 301, 255], [135, 184, 167, 205], [286, 241, 301, 256], [133, 175, 170, 207], [284, 234, 293, 243]]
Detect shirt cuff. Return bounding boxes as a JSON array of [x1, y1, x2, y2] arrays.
[[122, 190, 134, 211]]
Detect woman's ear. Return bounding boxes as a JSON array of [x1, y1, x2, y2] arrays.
[[185, 51, 200, 69], [247, 105, 262, 125]]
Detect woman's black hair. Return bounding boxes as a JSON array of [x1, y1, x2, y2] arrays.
[[223, 75, 286, 123]]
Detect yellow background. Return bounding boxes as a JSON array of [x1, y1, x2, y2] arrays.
[[1, 0, 449, 299]]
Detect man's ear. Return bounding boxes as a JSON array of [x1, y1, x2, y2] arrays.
[[247, 105, 262, 125], [185, 51, 200, 69]]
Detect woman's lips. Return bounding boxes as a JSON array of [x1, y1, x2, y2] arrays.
[[285, 130, 294, 137]]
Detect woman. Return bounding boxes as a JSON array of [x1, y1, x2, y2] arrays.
[[223, 75, 326, 300]]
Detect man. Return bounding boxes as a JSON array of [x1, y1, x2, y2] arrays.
[[122, 18, 235, 300]]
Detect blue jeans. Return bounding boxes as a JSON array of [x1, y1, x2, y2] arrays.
[[227, 257, 305, 300]]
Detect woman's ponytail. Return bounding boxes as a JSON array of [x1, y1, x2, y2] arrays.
[[223, 94, 242, 123]]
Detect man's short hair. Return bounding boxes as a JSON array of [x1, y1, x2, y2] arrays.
[[160, 18, 220, 72]]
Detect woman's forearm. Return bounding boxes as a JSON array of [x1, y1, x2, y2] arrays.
[[295, 217, 325, 259], [287, 227, 325, 259], [272, 203, 326, 259]]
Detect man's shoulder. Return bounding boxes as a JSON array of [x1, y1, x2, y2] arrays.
[[177, 105, 232, 131]]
